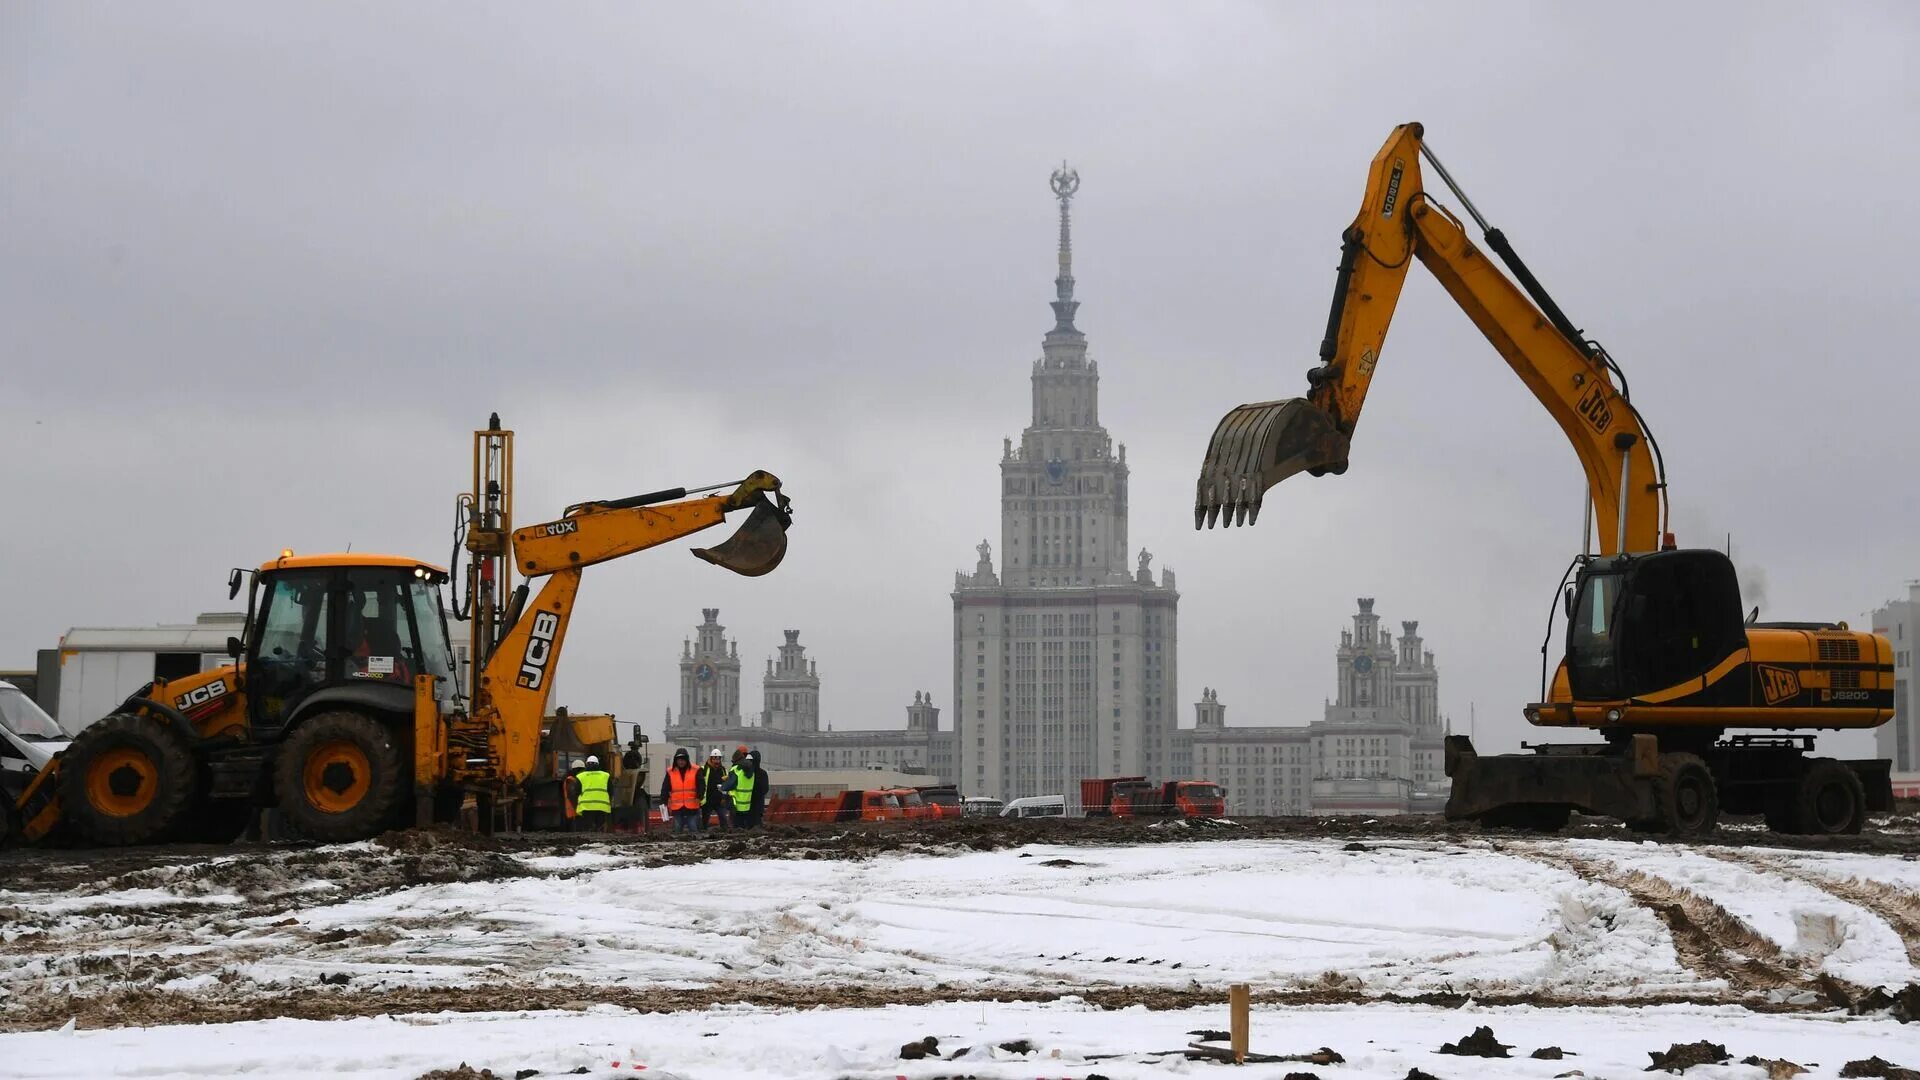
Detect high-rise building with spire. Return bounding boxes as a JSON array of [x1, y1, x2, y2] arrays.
[[954, 165, 1180, 802]]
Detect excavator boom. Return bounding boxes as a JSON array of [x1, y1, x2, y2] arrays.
[[1195, 122, 1665, 555], [1190, 125, 1893, 837]]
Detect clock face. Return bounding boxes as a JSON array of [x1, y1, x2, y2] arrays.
[[1352, 655, 1373, 674], [1045, 459, 1067, 484], [694, 662, 716, 684]]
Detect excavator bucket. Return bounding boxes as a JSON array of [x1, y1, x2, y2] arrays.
[[692, 493, 793, 577], [1193, 399, 1351, 529]]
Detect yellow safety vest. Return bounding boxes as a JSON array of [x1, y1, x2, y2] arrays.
[[730, 766, 757, 812], [575, 770, 612, 814]]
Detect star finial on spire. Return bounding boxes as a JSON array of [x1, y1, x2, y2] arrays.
[[1048, 162, 1081, 335]]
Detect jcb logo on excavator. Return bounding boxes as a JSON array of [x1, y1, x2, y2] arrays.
[[1382, 159, 1404, 218], [174, 680, 227, 713], [516, 611, 561, 690], [1758, 665, 1801, 706], [535, 520, 578, 538], [1576, 383, 1613, 434]]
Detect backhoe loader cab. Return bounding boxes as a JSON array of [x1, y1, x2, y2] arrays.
[[239, 555, 456, 738]]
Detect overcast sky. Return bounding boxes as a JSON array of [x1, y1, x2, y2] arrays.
[[4, 3, 1915, 759]]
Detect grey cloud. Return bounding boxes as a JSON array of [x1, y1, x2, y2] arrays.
[[4, 2, 1916, 760]]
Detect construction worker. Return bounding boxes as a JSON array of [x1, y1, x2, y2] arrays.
[[728, 748, 767, 829], [659, 748, 703, 834], [574, 755, 612, 833], [563, 761, 584, 831], [700, 748, 732, 831]]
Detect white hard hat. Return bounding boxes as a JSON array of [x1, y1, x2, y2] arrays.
[[586, 755, 599, 766]]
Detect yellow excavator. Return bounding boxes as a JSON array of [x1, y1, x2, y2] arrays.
[[1196, 123, 1893, 835], [10, 415, 792, 845]]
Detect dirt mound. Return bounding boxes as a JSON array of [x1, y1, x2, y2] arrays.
[[1849, 983, 1920, 1023], [1437, 1025, 1510, 1058], [1647, 1040, 1729, 1072], [1840, 1058, 1920, 1079]]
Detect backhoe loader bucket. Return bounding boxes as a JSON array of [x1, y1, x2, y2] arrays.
[[692, 493, 792, 577], [1193, 399, 1351, 528]]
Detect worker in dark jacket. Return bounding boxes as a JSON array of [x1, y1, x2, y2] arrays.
[[728, 749, 769, 829], [699, 748, 732, 831], [658, 748, 703, 834]]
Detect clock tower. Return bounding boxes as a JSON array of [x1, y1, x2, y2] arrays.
[[678, 608, 742, 727], [1336, 598, 1395, 708]]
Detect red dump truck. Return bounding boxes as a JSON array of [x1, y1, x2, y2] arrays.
[[1080, 776, 1227, 818]]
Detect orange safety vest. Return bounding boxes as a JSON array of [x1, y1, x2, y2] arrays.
[[665, 766, 702, 812]]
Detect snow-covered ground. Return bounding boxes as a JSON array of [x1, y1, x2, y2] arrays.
[[4, 999, 1913, 1079], [3, 832, 1916, 1078]]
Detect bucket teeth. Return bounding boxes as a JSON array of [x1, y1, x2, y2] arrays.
[[1193, 399, 1349, 530]]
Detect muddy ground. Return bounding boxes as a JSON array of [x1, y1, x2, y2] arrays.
[[5, 806, 1918, 894]]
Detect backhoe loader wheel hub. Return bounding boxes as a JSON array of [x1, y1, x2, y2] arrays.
[[86, 749, 158, 818], [302, 739, 372, 814]]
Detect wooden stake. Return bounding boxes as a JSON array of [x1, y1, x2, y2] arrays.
[[1229, 982, 1250, 1065]]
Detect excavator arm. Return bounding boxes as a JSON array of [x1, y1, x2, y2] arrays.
[[463, 473, 792, 784], [1195, 122, 1667, 555]]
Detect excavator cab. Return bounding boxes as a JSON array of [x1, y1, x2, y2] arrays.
[[1563, 549, 1745, 704]]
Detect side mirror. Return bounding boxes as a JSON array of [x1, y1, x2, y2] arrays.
[[227, 569, 244, 600], [1562, 585, 1576, 620], [226, 636, 243, 659]]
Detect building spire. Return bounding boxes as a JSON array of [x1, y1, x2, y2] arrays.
[[1049, 162, 1081, 335]]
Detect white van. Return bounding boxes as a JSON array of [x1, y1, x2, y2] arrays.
[[1000, 794, 1067, 819]]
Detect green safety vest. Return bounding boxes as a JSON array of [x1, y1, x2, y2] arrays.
[[730, 766, 757, 812], [575, 770, 612, 814]]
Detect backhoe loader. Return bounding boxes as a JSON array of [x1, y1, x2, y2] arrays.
[[1195, 123, 1892, 836], [9, 415, 793, 846]]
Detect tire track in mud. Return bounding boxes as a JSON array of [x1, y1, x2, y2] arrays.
[[1512, 845, 1835, 999], [1706, 848, 1920, 965]]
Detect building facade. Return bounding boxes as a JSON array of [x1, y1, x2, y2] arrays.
[[1182, 600, 1450, 816], [667, 611, 956, 780], [1873, 584, 1919, 772], [953, 165, 1180, 803]]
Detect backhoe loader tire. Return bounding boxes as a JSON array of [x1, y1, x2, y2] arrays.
[[276, 711, 406, 843], [1789, 758, 1864, 836], [1648, 752, 1718, 837], [57, 713, 198, 846], [1, 795, 20, 849]]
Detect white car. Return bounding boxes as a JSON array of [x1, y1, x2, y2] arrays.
[[2, 681, 68, 839], [960, 796, 1004, 817], [1, 681, 67, 774]]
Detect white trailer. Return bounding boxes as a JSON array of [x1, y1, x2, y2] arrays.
[[50, 613, 244, 735]]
